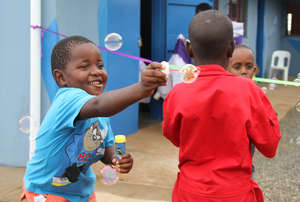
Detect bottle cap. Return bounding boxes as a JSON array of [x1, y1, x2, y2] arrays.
[[115, 135, 126, 143]]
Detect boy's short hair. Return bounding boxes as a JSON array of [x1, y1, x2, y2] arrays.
[[51, 36, 94, 71], [195, 3, 212, 14], [235, 44, 253, 53], [188, 10, 233, 60]]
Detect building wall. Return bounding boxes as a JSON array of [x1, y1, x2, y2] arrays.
[[218, 0, 258, 58], [0, 0, 30, 166], [242, 0, 258, 56], [41, 0, 99, 118], [263, 0, 284, 77], [56, 0, 99, 44], [282, 37, 300, 76]]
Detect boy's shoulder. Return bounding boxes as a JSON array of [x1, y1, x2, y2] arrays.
[[56, 87, 87, 97]]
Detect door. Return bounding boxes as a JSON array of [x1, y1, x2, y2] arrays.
[[256, 0, 265, 77], [98, 0, 140, 135], [150, 0, 214, 120], [152, 0, 214, 62]]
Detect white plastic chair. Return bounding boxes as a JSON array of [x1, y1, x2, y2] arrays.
[[268, 50, 291, 81]]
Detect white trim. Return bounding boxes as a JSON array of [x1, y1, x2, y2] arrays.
[[30, 0, 41, 159]]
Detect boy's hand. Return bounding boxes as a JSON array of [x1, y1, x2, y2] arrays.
[[112, 153, 133, 174], [140, 62, 168, 97]]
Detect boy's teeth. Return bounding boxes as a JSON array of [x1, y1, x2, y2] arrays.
[[90, 81, 100, 85]]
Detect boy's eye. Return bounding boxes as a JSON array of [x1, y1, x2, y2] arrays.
[[232, 64, 241, 70], [79, 64, 89, 68], [246, 64, 254, 69], [97, 64, 104, 69]]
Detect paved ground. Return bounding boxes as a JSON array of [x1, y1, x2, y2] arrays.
[[0, 84, 299, 202]]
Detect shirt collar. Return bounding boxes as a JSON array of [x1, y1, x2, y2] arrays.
[[196, 64, 232, 77]]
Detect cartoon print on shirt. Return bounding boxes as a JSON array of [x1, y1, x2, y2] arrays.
[[52, 121, 108, 186], [84, 121, 102, 151]]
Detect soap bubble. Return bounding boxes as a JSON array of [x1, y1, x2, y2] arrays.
[[104, 33, 123, 51], [261, 87, 267, 94], [180, 64, 199, 83], [101, 166, 119, 184], [19, 116, 31, 134], [296, 101, 300, 112]]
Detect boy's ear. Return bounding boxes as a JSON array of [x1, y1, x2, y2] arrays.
[[53, 69, 67, 87], [254, 64, 260, 75], [186, 40, 194, 58]]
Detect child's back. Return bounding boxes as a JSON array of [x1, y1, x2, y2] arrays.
[[163, 10, 281, 202]]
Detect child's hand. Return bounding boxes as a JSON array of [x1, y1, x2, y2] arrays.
[[112, 153, 133, 174], [140, 62, 168, 97]]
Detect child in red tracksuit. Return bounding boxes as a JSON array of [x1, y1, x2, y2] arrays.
[[162, 10, 281, 202]]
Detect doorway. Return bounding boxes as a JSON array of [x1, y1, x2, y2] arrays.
[[139, 0, 156, 128]]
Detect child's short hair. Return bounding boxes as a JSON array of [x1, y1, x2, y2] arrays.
[[235, 44, 253, 53], [51, 36, 94, 71], [195, 3, 212, 14], [188, 10, 233, 60]]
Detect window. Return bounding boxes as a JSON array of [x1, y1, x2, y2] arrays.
[[286, 4, 300, 36], [228, 0, 247, 36], [228, 0, 246, 23]]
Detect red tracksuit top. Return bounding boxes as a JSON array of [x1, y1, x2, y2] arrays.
[[163, 65, 281, 202]]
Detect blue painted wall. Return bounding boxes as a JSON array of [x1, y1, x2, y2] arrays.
[[282, 37, 300, 76], [98, 0, 141, 135], [0, 0, 30, 166]]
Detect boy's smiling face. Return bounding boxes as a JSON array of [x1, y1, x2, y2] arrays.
[[62, 43, 107, 95], [228, 48, 256, 79]]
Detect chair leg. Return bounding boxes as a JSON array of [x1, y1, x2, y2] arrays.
[[284, 70, 288, 81]]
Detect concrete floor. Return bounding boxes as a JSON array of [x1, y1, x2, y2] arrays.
[[0, 84, 299, 202]]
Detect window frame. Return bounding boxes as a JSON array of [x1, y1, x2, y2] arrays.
[[286, 3, 300, 36], [228, 0, 247, 36]]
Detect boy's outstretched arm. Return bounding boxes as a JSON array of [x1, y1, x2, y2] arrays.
[[247, 88, 281, 158], [78, 62, 167, 119]]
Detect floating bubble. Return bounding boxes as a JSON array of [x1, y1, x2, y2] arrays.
[[101, 166, 119, 184], [104, 33, 123, 51], [180, 64, 199, 83], [261, 87, 267, 94], [18, 116, 31, 134], [296, 101, 300, 112]]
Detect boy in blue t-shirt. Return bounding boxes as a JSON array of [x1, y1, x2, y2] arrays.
[[22, 36, 168, 202]]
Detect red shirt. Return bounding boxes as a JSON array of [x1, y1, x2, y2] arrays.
[[163, 65, 281, 201]]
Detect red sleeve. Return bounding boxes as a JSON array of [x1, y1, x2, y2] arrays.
[[162, 94, 181, 147], [247, 87, 281, 158]]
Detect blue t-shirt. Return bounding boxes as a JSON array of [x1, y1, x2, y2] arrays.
[[24, 88, 114, 202]]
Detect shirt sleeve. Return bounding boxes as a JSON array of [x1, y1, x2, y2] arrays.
[[54, 88, 95, 130], [247, 86, 281, 158], [162, 93, 181, 147]]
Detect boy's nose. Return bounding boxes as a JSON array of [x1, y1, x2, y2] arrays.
[[240, 67, 248, 77], [90, 65, 102, 75]]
